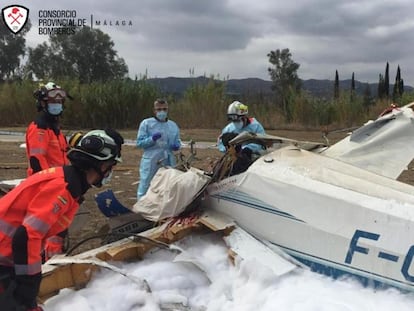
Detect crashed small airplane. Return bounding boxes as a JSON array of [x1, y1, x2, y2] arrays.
[[205, 103, 414, 292], [92, 102, 414, 294], [4, 103, 414, 304]]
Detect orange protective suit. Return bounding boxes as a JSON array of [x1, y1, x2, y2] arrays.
[[0, 166, 89, 309], [25, 114, 69, 177], [25, 113, 70, 261]]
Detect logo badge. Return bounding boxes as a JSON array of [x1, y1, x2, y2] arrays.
[[2, 5, 29, 34]]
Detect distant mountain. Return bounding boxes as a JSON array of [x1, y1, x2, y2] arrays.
[[147, 76, 413, 99]]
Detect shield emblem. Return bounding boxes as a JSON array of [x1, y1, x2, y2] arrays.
[[1, 5, 29, 34]]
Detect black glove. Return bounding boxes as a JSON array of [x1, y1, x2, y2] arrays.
[[221, 132, 239, 148], [0, 277, 25, 311], [241, 147, 253, 158], [14, 273, 42, 310]]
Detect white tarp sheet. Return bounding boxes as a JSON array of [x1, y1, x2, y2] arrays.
[[132, 167, 210, 222]]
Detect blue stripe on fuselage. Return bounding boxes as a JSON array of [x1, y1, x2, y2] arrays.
[[212, 190, 303, 222]]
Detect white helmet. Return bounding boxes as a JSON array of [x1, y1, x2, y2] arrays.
[[227, 101, 248, 121], [33, 81, 67, 115], [68, 129, 123, 163]]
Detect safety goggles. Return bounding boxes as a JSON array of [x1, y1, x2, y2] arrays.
[[80, 135, 120, 161], [227, 114, 242, 121], [47, 89, 66, 99]]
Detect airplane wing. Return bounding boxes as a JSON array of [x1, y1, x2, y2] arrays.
[[322, 103, 414, 179], [228, 131, 327, 152]]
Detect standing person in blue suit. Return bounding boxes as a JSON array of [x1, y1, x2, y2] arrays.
[[136, 99, 181, 199]]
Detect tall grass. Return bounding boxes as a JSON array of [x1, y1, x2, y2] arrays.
[[0, 79, 413, 131], [63, 79, 158, 129], [0, 80, 38, 126], [172, 75, 228, 128]]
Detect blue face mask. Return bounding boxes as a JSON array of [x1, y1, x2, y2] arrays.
[[156, 111, 168, 121], [47, 103, 63, 115], [233, 120, 244, 130]]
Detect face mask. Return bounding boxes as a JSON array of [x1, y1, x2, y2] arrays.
[[47, 103, 63, 115], [233, 120, 244, 130], [156, 111, 168, 121]]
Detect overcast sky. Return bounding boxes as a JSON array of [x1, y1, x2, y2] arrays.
[[9, 0, 414, 84]]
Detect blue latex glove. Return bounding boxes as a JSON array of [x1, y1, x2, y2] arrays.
[[171, 142, 181, 151], [152, 132, 162, 141]]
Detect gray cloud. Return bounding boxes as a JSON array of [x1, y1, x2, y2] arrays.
[[11, 0, 414, 84]]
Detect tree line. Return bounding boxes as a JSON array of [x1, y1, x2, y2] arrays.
[[267, 48, 413, 127], [1, 24, 413, 130], [0, 23, 127, 82]]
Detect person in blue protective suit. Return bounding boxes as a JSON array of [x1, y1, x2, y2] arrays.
[[136, 99, 181, 199], [218, 101, 266, 175]]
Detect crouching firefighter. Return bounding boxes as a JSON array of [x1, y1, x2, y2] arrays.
[[218, 101, 266, 175], [0, 128, 124, 311]]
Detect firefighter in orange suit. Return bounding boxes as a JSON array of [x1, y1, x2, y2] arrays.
[[0, 128, 124, 311], [25, 82, 72, 262], [26, 81, 71, 177]]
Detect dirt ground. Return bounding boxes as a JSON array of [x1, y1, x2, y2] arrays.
[[1, 129, 414, 254]]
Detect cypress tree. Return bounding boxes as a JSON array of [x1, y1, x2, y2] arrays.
[[378, 73, 385, 99], [398, 65, 404, 97], [400, 79, 404, 96], [393, 65, 405, 103], [334, 70, 339, 99], [384, 62, 390, 98], [350, 72, 355, 101]]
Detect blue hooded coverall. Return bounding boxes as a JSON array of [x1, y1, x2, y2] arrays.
[[136, 117, 181, 199], [217, 117, 266, 153]]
